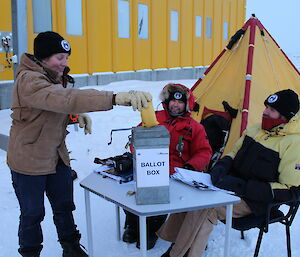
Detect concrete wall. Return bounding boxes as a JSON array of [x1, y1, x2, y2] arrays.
[[0, 80, 14, 110], [0, 66, 206, 109], [0, 133, 8, 151]]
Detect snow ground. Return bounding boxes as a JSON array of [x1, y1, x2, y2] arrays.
[[0, 58, 300, 257]]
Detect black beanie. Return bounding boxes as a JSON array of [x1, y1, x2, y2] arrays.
[[34, 31, 71, 60], [264, 89, 299, 120]]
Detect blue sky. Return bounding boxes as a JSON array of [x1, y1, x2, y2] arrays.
[[246, 0, 299, 55]]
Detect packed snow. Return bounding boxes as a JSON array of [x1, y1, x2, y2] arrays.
[[1, 77, 300, 257]]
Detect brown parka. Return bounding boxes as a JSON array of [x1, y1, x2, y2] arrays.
[[7, 53, 114, 175]]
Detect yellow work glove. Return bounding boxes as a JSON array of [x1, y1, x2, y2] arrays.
[[78, 113, 92, 135], [141, 101, 159, 127], [115, 91, 152, 111]]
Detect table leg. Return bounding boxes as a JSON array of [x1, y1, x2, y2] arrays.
[[115, 205, 121, 240], [139, 216, 147, 257], [224, 204, 233, 257], [84, 189, 94, 257]]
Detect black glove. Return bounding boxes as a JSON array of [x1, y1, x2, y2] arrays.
[[70, 168, 78, 181], [244, 180, 274, 203], [210, 156, 233, 185], [214, 175, 247, 196], [210, 166, 227, 185], [184, 164, 195, 171]]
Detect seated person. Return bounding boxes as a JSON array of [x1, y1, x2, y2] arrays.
[[158, 89, 300, 257], [122, 83, 212, 250]]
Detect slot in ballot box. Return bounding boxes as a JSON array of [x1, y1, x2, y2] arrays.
[[131, 126, 170, 205]]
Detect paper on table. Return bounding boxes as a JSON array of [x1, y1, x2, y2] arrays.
[[94, 165, 113, 173], [172, 167, 234, 194]]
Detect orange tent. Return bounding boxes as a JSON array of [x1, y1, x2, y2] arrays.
[[191, 15, 300, 154]]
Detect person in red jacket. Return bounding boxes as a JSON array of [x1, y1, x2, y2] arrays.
[[122, 83, 212, 250]]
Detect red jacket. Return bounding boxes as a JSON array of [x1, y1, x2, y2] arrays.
[[155, 109, 212, 174]]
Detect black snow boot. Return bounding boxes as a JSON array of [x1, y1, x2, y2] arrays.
[[18, 246, 42, 257], [122, 225, 138, 243], [60, 232, 88, 257], [136, 233, 158, 250], [161, 243, 174, 257], [161, 244, 190, 257]]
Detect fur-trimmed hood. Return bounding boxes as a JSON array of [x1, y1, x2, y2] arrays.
[[159, 83, 196, 113]]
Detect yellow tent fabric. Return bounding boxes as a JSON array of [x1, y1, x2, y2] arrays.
[[191, 16, 300, 154]]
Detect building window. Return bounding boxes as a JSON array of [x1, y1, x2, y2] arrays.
[[170, 10, 179, 41], [32, 0, 52, 33], [138, 4, 149, 39], [195, 16, 202, 37], [205, 17, 212, 38], [118, 0, 130, 38], [66, 0, 83, 35], [223, 21, 229, 40]]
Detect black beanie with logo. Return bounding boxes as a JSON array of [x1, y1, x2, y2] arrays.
[[34, 31, 71, 60], [264, 89, 299, 120]]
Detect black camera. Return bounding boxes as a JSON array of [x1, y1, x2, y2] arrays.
[[94, 152, 133, 176], [113, 152, 133, 175]]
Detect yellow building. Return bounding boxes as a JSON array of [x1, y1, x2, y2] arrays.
[[0, 0, 246, 81]]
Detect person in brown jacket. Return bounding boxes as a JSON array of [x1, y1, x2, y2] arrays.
[[7, 31, 152, 257]]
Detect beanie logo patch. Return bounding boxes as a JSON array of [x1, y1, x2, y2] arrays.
[[267, 94, 278, 103], [61, 40, 71, 51], [174, 92, 183, 100]]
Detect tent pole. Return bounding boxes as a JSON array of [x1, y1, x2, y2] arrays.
[[240, 17, 256, 135]]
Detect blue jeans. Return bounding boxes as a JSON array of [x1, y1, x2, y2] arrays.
[[11, 160, 77, 250]]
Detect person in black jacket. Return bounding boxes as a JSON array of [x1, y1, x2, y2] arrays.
[[158, 89, 300, 257]]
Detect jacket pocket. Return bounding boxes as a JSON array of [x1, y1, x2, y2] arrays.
[[22, 124, 44, 145]]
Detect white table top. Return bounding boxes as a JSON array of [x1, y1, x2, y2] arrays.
[[80, 172, 240, 217]]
